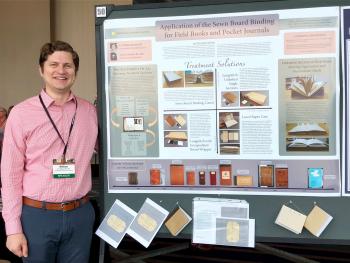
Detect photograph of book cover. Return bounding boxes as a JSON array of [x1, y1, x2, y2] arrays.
[[240, 90, 269, 107], [162, 71, 185, 88], [221, 91, 239, 107]]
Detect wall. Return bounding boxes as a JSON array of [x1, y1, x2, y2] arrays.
[[0, 0, 50, 109], [0, 0, 132, 110], [53, 0, 133, 103]]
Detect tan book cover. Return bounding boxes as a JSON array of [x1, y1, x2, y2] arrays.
[[221, 131, 229, 143], [175, 115, 186, 127], [223, 92, 236, 103], [245, 92, 267, 105], [170, 165, 184, 185], [165, 206, 192, 236], [304, 205, 333, 237], [275, 205, 307, 234], [235, 175, 253, 187], [165, 131, 188, 140]]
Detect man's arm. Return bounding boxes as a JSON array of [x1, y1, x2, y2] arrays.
[[0, 109, 28, 256]]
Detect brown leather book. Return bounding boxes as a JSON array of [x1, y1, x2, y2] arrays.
[[199, 171, 206, 185], [128, 172, 138, 185], [220, 164, 232, 186], [165, 115, 176, 127], [259, 165, 274, 187], [170, 164, 184, 185], [275, 167, 288, 188], [210, 171, 217, 185], [150, 169, 161, 185]]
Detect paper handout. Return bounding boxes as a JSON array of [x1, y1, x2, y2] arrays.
[[96, 199, 137, 248], [127, 198, 169, 248]]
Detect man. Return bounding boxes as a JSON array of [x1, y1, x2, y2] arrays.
[[1, 41, 98, 262]]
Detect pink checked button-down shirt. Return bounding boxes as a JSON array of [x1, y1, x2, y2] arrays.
[[1, 90, 98, 235]]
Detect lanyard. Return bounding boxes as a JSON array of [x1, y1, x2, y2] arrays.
[[39, 94, 77, 158]]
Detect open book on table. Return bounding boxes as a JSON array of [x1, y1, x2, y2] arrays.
[[287, 138, 328, 148], [288, 123, 327, 135], [290, 77, 325, 98]]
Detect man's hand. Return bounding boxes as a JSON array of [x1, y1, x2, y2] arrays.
[[6, 233, 28, 257]]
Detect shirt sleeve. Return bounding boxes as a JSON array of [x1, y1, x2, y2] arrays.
[[1, 110, 26, 235]]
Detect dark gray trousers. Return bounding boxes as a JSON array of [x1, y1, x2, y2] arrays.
[[21, 201, 95, 263]]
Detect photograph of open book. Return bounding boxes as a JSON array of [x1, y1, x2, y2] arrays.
[[219, 112, 239, 129], [162, 71, 184, 88], [220, 144, 240, 154], [184, 70, 214, 87], [240, 91, 268, 106], [287, 76, 326, 99], [287, 122, 328, 136], [286, 138, 329, 151], [164, 131, 188, 147]]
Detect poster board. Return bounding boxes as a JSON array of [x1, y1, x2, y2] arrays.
[[342, 6, 350, 195], [96, 0, 350, 244]]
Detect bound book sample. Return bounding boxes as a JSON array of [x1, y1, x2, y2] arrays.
[[275, 205, 307, 234], [210, 171, 217, 185], [170, 164, 185, 185], [234, 175, 253, 187], [243, 91, 267, 106], [128, 172, 138, 185], [275, 167, 288, 188], [308, 168, 323, 188], [186, 171, 195, 185], [290, 77, 325, 98], [150, 169, 161, 185], [164, 206, 192, 236], [258, 164, 274, 187], [199, 171, 206, 185], [220, 164, 232, 186], [304, 205, 333, 237]]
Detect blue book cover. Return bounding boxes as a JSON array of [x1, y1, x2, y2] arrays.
[[308, 168, 323, 188]]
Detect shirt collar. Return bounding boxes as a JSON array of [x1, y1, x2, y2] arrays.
[[40, 89, 76, 107]]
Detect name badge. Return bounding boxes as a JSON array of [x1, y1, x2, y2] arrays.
[[53, 158, 75, 179]]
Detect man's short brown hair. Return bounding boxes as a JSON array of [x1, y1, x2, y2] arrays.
[[39, 41, 79, 73]]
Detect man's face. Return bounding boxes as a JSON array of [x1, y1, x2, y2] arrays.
[[39, 51, 76, 95]]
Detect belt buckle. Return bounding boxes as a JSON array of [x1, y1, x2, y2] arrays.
[[61, 201, 71, 211]]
